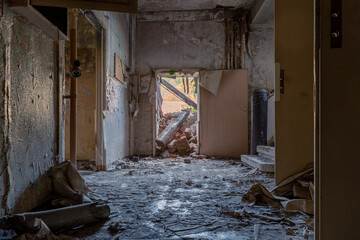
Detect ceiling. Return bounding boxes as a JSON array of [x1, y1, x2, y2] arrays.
[[138, 0, 255, 12]]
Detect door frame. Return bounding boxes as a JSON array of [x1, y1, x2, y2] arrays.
[[81, 10, 107, 170]]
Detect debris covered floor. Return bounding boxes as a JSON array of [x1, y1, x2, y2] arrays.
[[66, 158, 314, 239]]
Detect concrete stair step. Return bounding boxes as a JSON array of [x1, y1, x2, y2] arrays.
[[258, 152, 275, 161], [257, 145, 275, 158], [241, 155, 275, 173]]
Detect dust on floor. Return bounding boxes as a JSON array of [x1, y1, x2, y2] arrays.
[[65, 158, 314, 240]]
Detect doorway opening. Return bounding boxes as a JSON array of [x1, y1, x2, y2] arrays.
[[65, 11, 105, 171], [155, 71, 199, 158]]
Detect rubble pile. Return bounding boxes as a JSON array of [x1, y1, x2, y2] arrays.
[[156, 110, 199, 158]]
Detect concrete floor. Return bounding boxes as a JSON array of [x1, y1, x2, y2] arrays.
[[65, 158, 314, 240]]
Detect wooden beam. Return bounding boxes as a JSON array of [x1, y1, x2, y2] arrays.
[[156, 111, 190, 149], [160, 78, 197, 110], [31, 0, 138, 13]]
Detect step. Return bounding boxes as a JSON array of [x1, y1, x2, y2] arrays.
[[241, 155, 275, 173], [258, 152, 275, 161], [256, 145, 275, 158]]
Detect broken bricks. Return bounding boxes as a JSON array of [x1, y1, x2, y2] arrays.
[[156, 110, 198, 158], [174, 137, 191, 156]]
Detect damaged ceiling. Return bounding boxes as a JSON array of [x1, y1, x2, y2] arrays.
[[138, 0, 256, 12]]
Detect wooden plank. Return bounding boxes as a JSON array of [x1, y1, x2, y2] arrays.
[[114, 54, 124, 84], [199, 69, 248, 158], [31, 0, 138, 13]]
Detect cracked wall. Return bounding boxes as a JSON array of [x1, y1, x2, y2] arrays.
[[0, 1, 60, 215]]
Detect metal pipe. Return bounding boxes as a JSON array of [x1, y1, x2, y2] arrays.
[[69, 10, 78, 165]]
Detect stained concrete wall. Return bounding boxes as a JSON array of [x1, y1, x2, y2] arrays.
[[92, 11, 134, 166], [136, 12, 226, 75], [0, 1, 61, 215], [0, 4, 135, 214]]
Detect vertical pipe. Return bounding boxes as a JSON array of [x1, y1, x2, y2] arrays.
[[69, 10, 78, 165], [250, 89, 268, 155]]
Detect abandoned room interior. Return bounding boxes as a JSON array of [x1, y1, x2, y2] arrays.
[[0, 0, 359, 239]]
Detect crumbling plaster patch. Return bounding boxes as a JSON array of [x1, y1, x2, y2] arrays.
[[245, 26, 275, 91]]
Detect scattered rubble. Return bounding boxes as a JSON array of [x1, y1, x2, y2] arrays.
[[184, 158, 191, 164], [76, 160, 97, 171], [156, 110, 200, 158], [64, 157, 314, 239]]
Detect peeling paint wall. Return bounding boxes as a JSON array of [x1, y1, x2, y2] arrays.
[[0, 1, 60, 215], [92, 11, 134, 166]]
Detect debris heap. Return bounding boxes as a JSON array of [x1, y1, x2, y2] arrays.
[[156, 110, 198, 157]]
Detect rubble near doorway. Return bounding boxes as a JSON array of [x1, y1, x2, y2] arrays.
[[155, 72, 200, 159]]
